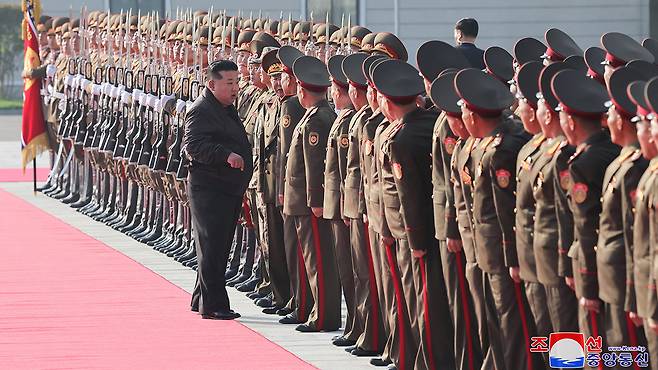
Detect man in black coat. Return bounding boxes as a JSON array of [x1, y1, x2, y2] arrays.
[[454, 18, 486, 70], [184, 60, 254, 320]]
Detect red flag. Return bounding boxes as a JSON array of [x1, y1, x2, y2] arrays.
[[20, 0, 48, 171]]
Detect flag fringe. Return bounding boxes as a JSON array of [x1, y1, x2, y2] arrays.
[[21, 132, 48, 173]]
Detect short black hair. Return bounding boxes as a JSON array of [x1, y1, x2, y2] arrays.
[[455, 18, 479, 38], [208, 60, 239, 80]]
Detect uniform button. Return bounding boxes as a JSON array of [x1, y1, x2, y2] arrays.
[[513, 226, 516, 231], [513, 208, 517, 213], [532, 216, 536, 221], [594, 246, 598, 252]]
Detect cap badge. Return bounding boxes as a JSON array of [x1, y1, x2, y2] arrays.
[[496, 169, 511, 188], [572, 182, 588, 204]]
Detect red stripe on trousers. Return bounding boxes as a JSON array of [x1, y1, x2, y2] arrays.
[[363, 220, 380, 349], [385, 243, 406, 370], [310, 215, 326, 330], [625, 312, 641, 370], [419, 256, 436, 370], [589, 311, 603, 370], [513, 281, 533, 370], [296, 236, 308, 321], [455, 252, 475, 370]]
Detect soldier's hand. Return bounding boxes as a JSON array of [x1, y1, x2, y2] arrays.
[[446, 238, 463, 253], [629, 312, 643, 327], [343, 218, 350, 227], [311, 207, 323, 218], [509, 267, 521, 283], [412, 249, 427, 259], [363, 214, 368, 224], [227, 152, 245, 171], [278, 194, 284, 204], [579, 297, 601, 313], [649, 319, 658, 334], [565, 276, 575, 291]]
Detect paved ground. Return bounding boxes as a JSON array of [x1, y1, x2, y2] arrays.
[[0, 114, 373, 370]]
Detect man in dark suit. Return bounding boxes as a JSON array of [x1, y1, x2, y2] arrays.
[[454, 18, 486, 69], [184, 60, 254, 320]]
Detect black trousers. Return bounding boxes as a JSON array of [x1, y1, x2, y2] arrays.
[[189, 186, 243, 314]]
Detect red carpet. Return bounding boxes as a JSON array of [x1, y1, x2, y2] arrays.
[[0, 189, 315, 370], [0, 168, 49, 182]]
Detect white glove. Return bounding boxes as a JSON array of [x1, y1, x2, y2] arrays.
[[159, 94, 174, 112], [154, 99, 162, 113], [63, 75, 74, 87], [146, 94, 157, 108], [186, 101, 193, 112], [91, 84, 102, 96], [132, 89, 143, 104], [175, 99, 186, 114], [80, 79, 92, 92], [121, 91, 132, 105], [46, 64, 57, 78], [102, 83, 113, 96]]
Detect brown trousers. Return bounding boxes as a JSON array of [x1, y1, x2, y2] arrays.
[[330, 220, 359, 340], [352, 219, 386, 352], [282, 211, 313, 321], [294, 214, 342, 331], [440, 244, 483, 370], [261, 204, 291, 307]]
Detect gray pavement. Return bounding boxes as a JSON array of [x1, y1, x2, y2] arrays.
[[0, 115, 50, 168]]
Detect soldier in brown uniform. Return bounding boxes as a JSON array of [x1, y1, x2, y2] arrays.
[[284, 56, 341, 333], [359, 54, 395, 368], [341, 52, 386, 356], [374, 59, 456, 370], [324, 54, 359, 346], [512, 60, 554, 346], [276, 46, 314, 324], [532, 61, 579, 333], [455, 68, 544, 370], [418, 39, 482, 370], [432, 69, 489, 370], [551, 69, 621, 353], [627, 79, 658, 366], [256, 48, 292, 314], [597, 67, 651, 357]]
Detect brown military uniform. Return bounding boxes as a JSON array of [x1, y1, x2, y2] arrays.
[[343, 105, 386, 352], [387, 107, 455, 370], [597, 144, 648, 351], [283, 100, 341, 331], [470, 116, 544, 370], [361, 109, 396, 362], [277, 95, 312, 321], [530, 136, 579, 332], [515, 132, 554, 343], [567, 131, 620, 348], [323, 106, 359, 340], [434, 112, 483, 370], [375, 115, 417, 370]]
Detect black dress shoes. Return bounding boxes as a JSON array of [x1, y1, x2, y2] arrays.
[[262, 306, 281, 315], [295, 324, 319, 333], [279, 314, 303, 324], [332, 337, 357, 347], [191, 306, 199, 313], [350, 347, 380, 357], [201, 310, 241, 320], [276, 307, 293, 316], [370, 358, 392, 367], [255, 297, 274, 308]]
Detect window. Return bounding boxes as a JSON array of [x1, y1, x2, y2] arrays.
[[109, 0, 164, 14], [307, 0, 357, 26]]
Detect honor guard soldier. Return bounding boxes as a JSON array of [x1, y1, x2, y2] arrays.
[[432, 69, 490, 370], [541, 28, 583, 65], [551, 68, 621, 353], [324, 54, 360, 347], [374, 58, 456, 370], [600, 31, 655, 87], [284, 55, 341, 333], [633, 77, 658, 366], [599, 66, 650, 354], [341, 52, 386, 357], [455, 68, 544, 370], [276, 45, 313, 325], [418, 39, 482, 370]]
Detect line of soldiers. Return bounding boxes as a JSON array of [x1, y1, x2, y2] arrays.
[[28, 8, 658, 370]]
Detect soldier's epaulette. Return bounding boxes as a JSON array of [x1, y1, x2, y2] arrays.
[[532, 133, 546, 148], [545, 139, 563, 157], [568, 144, 590, 164], [629, 149, 643, 162], [617, 148, 635, 164], [491, 133, 503, 148], [650, 161, 658, 172]]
